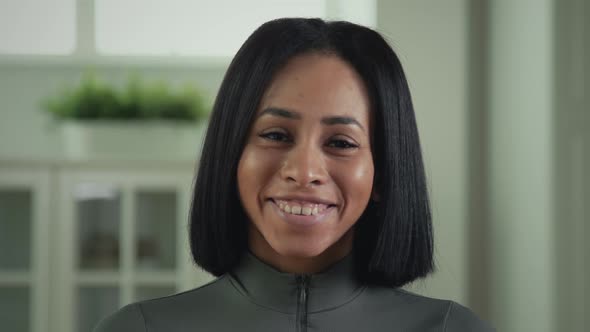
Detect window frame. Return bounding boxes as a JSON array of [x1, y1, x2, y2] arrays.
[[0, 0, 375, 67]]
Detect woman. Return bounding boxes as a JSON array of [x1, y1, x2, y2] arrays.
[[95, 18, 493, 331]]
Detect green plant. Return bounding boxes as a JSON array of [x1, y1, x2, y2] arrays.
[[43, 72, 209, 121]]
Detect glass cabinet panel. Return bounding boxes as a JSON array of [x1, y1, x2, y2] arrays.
[[135, 191, 177, 270], [0, 190, 31, 270], [75, 184, 121, 270], [0, 286, 30, 332], [135, 286, 176, 302], [77, 287, 119, 332]]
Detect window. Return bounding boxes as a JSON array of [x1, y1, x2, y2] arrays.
[[0, 0, 76, 54], [95, 0, 326, 57], [0, 0, 376, 60]]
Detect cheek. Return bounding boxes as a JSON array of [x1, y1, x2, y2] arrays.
[[237, 146, 280, 205], [333, 156, 374, 208], [237, 148, 257, 198]]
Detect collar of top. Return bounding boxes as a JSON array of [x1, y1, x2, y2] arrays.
[[229, 251, 366, 314]]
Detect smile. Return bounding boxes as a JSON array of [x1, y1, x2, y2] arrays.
[[270, 199, 336, 227], [274, 199, 332, 216]]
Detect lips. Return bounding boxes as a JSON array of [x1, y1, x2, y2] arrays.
[[273, 199, 332, 216], [268, 197, 336, 227]]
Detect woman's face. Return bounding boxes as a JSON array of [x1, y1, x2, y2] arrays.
[[237, 53, 374, 263]]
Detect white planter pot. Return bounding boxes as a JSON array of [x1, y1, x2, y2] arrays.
[[60, 120, 207, 161]]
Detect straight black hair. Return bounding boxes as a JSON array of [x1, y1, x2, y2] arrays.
[[189, 18, 433, 287]]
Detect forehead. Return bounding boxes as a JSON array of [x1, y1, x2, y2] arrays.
[[258, 53, 370, 122]]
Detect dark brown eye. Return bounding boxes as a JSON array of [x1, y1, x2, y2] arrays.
[[259, 131, 291, 142], [327, 139, 358, 149]]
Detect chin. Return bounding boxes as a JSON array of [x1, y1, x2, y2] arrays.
[[270, 238, 332, 259]]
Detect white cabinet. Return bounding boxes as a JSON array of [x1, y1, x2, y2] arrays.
[[0, 162, 215, 332], [0, 168, 51, 332]]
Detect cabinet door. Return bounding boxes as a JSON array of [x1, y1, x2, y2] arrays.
[[0, 168, 51, 332], [133, 189, 179, 304], [134, 190, 177, 271], [56, 169, 213, 332]]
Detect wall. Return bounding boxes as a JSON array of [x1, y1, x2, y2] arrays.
[[377, 1, 589, 331], [554, 0, 589, 331], [376, 0, 471, 307], [488, 1, 555, 331]]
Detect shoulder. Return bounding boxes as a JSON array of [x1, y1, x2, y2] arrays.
[[443, 300, 495, 332], [93, 275, 230, 332], [364, 287, 494, 331], [92, 303, 146, 332], [392, 289, 495, 331]]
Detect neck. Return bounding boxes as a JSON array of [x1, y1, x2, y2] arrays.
[[248, 226, 354, 274]]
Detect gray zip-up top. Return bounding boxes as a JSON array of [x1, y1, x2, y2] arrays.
[[94, 252, 494, 331]]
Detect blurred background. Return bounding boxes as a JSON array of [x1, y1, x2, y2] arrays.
[[0, 0, 587, 331]]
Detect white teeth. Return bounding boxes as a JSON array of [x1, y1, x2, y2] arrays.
[[275, 199, 331, 216], [302, 207, 312, 216]]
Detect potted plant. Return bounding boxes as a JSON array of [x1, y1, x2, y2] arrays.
[[43, 73, 209, 161]]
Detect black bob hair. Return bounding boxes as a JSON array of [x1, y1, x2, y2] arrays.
[[189, 18, 433, 287]]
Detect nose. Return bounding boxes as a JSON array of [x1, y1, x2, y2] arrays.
[[280, 141, 328, 187]]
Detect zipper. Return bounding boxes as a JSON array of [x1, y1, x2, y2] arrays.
[[296, 275, 310, 332]]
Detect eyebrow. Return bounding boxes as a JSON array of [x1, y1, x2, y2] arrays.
[[258, 107, 365, 131]]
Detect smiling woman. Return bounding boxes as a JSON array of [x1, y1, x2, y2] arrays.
[[94, 18, 494, 332], [238, 54, 375, 274]]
